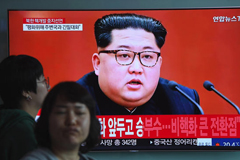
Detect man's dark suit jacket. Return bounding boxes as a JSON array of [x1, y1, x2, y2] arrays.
[[77, 71, 201, 115]]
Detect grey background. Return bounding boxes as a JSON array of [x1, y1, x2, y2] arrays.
[[0, 0, 240, 159]]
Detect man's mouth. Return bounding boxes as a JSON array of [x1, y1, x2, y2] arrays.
[[129, 81, 141, 85], [127, 79, 142, 89], [128, 79, 142, 85]]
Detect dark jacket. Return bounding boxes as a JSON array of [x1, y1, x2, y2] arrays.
[[77, 71, 201, 115], [0, 109, 37, 160]]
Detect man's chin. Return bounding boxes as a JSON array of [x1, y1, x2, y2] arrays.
[[120, 97, 148, 108], [106, 91, 152, 107]]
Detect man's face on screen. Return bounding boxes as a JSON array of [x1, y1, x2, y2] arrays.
[[92, 28, 162, 110]]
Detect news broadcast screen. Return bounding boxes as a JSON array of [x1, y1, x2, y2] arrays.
[[8, 8, 240, 151]]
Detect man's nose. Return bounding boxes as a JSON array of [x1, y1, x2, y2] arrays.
[[128, 55, 143, 74]]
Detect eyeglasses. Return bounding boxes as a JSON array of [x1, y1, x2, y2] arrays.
[[99, 50, 161, 67], [37, 77, 50, 89]]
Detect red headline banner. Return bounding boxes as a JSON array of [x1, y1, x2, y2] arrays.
[[97, 115, 240, 139], [23, 18, 65, 24]]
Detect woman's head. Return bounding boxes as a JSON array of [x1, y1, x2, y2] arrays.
[[0, 55, 48, 110], [36, 82, 101, 153]]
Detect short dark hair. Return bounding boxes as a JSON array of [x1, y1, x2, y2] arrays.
[[95, 13, 167, 49], [35, 81, 101, 153], [0, 55, 44, 109]]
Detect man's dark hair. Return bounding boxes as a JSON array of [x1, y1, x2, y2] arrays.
[[94, 13, 167, 49], [0, 55, 43, 109], [35, 81, 101, 153]]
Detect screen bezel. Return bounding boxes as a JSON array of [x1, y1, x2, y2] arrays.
[[7, 8, 240, 151]]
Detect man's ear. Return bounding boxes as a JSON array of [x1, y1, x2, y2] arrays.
[[92, 53, 100, 76], [159, 56, 162, 67]]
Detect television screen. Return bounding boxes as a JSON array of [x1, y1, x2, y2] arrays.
[[8, 8, 240, 151]]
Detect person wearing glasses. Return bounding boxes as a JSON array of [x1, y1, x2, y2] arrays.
[[77, 13, 200, 115], [0, 55, 50, 160]]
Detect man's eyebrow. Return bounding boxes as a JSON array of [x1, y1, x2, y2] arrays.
[[118, 45, 130, 49], [143, 46, 155, 50], [117, 45, 155, 50]]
